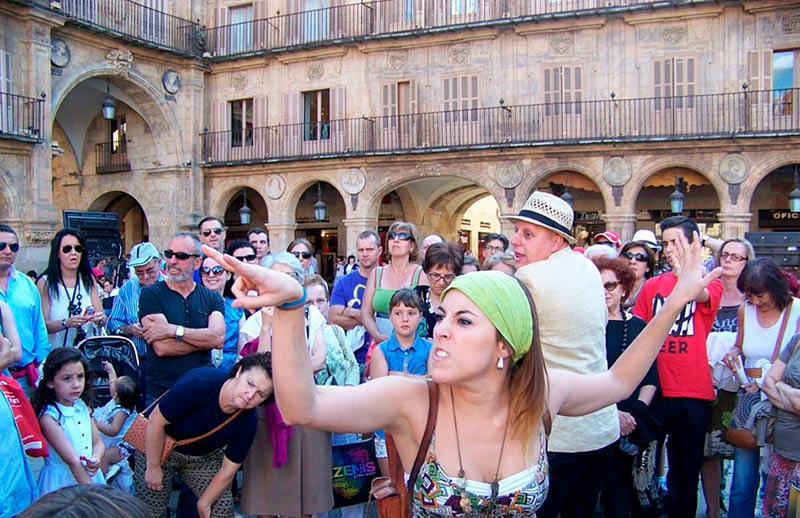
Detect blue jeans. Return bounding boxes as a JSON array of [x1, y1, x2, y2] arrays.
[[728, 445, 761, 518]]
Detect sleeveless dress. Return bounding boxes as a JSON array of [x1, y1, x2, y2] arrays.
[[372, 265, 423, 336], [411, 431, 549, 516], [38, 399, 106, 495]]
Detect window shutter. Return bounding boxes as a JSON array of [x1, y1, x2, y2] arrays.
[[748, 50, 773, 92], [330, 86, 346, 120], [254, 1, 268, 49], [216, 8, 229, 55], [254, 95, 268, 127]]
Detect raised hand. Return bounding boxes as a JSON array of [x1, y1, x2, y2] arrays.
[[201, 245, 304, 310], [668, 231, 722, 306]]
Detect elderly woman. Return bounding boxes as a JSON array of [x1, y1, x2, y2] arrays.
[[417, 242, 464, 338], [620, 240, 656, 309], [205, 229, 719, 517], [134, 353, 273, 518], [362, 221, 428, 344], [38, 229, 105, 348], [481, 251, 516, 276], [239, 251, 331, 518]]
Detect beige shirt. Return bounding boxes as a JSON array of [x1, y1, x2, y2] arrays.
[[516, 246, 619, 452]]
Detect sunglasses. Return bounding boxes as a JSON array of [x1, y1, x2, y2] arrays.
[[164, 249, 199, 261], [622, 251, 648, 262], [234, 253, 257, 262], [388, 231, 411, 241], [201, 227, 225, 237], [720, 252, 747, 262], [0, 241, 19, 253], [292, 251, 312, 260], [428, 272, 456, 284], [61, 245, 85, 254], [603, 281, 620, 292], [200, 265, 226, 276]]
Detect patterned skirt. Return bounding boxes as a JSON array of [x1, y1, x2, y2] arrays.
[[763, 451, 800, 518]]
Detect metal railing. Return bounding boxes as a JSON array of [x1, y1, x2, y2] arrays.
[[0, 92, 45, 141], [95, 141, 131, 174], [50, 0, 201, 55], [205, 0, 727, 58], [201, 87, 800, 165]]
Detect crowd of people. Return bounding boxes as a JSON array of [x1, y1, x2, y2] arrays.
[[1, 193, 800, 518]]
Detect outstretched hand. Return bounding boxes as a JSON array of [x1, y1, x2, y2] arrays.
[[668, 231, 723, 306], [201, 245, 304, 309]]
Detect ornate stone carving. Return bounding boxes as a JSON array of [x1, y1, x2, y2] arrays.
[[232, 73, 247, 91], [387, 50, 408, 71], [26, 231, 55, 245], [105, 49, 134, 77], [264, 174, 287, 200], [661, 25, 687, 45], [603, 157, 632, 186], [782, 11, 800, 33], [448, 44, 469, 64], [719, 154, 749, 185], [496, 161, 523, 189], [549, 32, 574, 56], [306, 62, 324, 81], [32, 24, 49, 43], [417, 163, 442, 176], [339, 168, 366, 195]]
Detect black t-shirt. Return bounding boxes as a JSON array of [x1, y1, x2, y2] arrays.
[[605, 315, 659, 406], [139, 280, 225, 398], [159, 367, 257, 463]]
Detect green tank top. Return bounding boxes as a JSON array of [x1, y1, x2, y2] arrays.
[[372, 265, 423, 315]]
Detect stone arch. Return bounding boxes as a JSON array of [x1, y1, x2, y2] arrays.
[[87, 190, 153, 250], [627, 158, 724, 214], [208, 177, 272, 220], [739, 153, 800, 212], [518, 161, 611, 213]]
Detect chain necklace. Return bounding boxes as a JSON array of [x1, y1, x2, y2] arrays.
[[450, 387, 510, 515]]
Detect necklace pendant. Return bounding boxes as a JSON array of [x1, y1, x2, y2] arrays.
[[459, 494, 472, 513]]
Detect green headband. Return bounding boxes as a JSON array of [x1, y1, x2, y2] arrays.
[[440, 270, 533, 363]]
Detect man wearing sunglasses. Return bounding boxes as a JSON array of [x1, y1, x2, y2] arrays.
[[0, 224, 50, 397], [138, 232, 225, 403], [197, 216, 227, 253]]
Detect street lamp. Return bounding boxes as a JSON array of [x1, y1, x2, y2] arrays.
[[560, 179, 574, 209], [238, 188, 251, 225], [313, 182, 327, 221], [790, 166, 800, 213], [101, 78, 116, 120], [669, 176, 685, 214]]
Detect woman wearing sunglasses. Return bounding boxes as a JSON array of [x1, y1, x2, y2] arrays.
[[38, 229, 105, 348], [200, 255, 245, 373], [591, 256, 659, 517], [287, 238, 316, 277], [620, 240, 656, 309], [361, 221, 428, 344]]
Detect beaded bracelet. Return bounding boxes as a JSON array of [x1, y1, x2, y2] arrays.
[[278, 286, 307, 310]]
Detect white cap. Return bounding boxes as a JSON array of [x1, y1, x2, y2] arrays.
[[631, 229, 662, 251]]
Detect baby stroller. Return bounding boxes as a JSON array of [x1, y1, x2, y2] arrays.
[[77, 335, 140, 407]]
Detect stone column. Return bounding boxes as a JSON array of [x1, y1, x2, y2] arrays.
[[265, 223, 298, 253], [342, 217, 378, 257], [498, 213, 516, 242], [603, 212, 639, 243], [717, 212, 754, 239]]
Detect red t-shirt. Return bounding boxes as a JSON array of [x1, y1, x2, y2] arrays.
[[632, 273, 723, 400]]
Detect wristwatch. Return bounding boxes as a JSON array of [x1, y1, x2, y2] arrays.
[[175, 325, 185, 341], [60, 319, 67, 329]]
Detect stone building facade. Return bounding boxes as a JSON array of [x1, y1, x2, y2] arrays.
[[2, 0, 800, 274]]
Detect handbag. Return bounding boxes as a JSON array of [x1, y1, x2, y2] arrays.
[[725, 301, 793, 449], [367, 380, 439, 518], [0, 374, 49, 457], [331, 435, 379, 508], [122, 392, 243, 466]]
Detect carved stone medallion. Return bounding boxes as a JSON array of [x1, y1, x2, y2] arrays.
[[50, 38, 70, 68], [496, 161, 523, 189], [339, 168, 366, 195], [782, 10, 800, 33], [306, 62, 324, 81], [162, 70, 180, 94], [719, 154, 749, 185], [232, 73, 247, 91], [264, 174, 287, 200], [448, 44, 469, 65], [661, 25, 687, 45], [603, 157, 632, 187], [549, 32, 574, 56], [387, 50, 408, 71]]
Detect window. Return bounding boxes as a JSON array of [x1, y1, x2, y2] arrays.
[[382, 81, 414, 129], [110, 117, 127, 154], [773, 50, 796, 115], [653, 58, 695, 110], [304, 89, 330, 141], [230, 4, 254, 53], [443, 75, 478, 123], [230, 98, 253, 147], [544, 65, 582, 116]]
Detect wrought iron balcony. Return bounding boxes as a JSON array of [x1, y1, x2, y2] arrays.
[[201, 87, 800, 165], [42, 0, 201, 55], [0, 91, 45, 142], [95, 140, 131, 174], [205, 0, 728, 59]]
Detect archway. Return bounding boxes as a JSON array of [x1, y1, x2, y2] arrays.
[[293, 181, 346, 282], [749, 164, 800, 232], [223, 187, 270, 243], [88, 191, 150, 254], [535, 170, 604, 247]]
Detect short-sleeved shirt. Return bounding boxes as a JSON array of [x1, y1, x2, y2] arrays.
[[330, 269, 371, 363], [159, 367, 258, 463], [139, 281, 225, 399], [378, 332, 432, 376]]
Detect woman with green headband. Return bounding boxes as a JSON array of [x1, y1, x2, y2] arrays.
[[202, 231, 722, 517]]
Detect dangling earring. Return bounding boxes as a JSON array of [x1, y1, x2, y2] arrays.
[[497, 356, 504, 370]]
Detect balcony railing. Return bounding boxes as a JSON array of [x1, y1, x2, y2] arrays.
[[0, 92, 45, 142], [201, 87, 800, 165], [47, 0, 201, 55], [96, 140, 131, 174], [206, 0, 726, 58]]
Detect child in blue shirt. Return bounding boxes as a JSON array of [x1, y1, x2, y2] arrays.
[[369, 288, 432, 377]]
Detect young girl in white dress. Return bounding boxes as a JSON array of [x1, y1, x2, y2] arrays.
[[31, 347, 105, 495]]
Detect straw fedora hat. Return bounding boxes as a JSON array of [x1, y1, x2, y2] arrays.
[[509, 191, 576, 245]]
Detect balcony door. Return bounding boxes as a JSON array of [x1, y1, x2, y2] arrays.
[[302, 0, 330, 43], [381, 81, 418, 149], [542, 65, 583, 141], [442, 75, 479, 147], [0, 51, 10, 134], [230, 4, 254, 54], [652, 57, 696, 136]]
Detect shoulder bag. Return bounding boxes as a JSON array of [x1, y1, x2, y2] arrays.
[[367, 380, 439, 518], [726, 301, 793, 449], [122, 392, 243, 465]]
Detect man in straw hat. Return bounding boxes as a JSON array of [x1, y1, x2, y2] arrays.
[[510, 191, 617, 518]]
